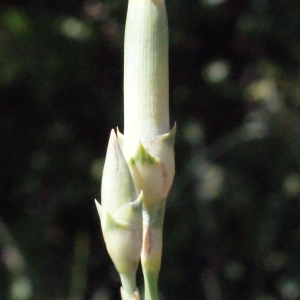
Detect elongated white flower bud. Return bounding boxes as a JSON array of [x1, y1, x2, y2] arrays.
[[124, 0, 169, 143]]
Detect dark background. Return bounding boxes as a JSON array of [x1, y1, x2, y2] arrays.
[[1, 0, 300, 299]]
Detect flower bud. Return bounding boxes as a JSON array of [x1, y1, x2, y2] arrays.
[[124, 0, 169, 144], [101, 129, 137, 215], [95, 129, 143, 294]]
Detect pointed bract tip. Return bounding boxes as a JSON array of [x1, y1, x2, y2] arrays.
[[116, 127, 125, 141], [173, 122, 177, 130], [108, 128, 117, 144], [94, 199, 103, 219], [105, 129, 119, 160], [134, 190, 144, 208]]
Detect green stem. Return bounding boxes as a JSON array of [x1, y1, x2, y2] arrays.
[[141, 202, 165, 300], [143, 261, 160, 300], [120, 272, 137, 296]]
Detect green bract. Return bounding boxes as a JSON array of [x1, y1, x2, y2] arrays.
[[118, 125, 176, 216]]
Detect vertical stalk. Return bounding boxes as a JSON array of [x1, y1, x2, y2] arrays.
[[141, 216, 162, 300]]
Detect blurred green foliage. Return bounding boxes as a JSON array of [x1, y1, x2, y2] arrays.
[[1, 0, 300, 299]]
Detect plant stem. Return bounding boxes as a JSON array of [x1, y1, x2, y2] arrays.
[[120, 272, 138, 296], [143, 268, 159, 300], [142, 226, 161, 300], [141, 202, 165, 300]]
